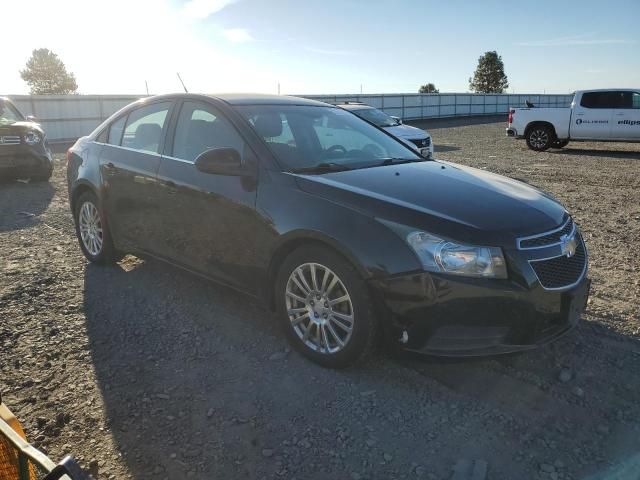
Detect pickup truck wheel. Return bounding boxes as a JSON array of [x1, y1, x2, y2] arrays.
[[551, 139, 569, 149], [526, 126, 553, 151]]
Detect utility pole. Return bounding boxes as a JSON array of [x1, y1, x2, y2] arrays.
[[360, 84, 363, 94], [277, 82, 280, 95], [145, 81, 149, 96]]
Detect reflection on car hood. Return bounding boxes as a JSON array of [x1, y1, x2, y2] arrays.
[[294, 161, 566, 242], [383, 123, 429, 139], [0, 121, 42, 134]]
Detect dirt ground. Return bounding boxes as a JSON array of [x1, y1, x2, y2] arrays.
[[1, 117, 639, 480]]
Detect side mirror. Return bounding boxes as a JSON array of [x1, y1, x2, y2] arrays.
[[391, 116, 402, 124], [26, 115, 37, 122], [194, 147, 244, 176]]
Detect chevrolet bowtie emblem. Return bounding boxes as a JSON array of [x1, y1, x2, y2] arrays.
[[560, 233, 577, 258]]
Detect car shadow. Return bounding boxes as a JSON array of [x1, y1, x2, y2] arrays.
[[551, 147, 640, 160], [82, 258, 640, 479], [82, 257, 347, 479], [0, 180, 55, 233]]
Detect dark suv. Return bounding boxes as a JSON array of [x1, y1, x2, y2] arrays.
[[66, 93, 589, 368], [0, 97, 53, 182]]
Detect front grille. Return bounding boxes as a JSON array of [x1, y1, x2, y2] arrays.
[[0, 136, 21, 145], [530, 238, 586, 289], [409, 137, 431, 148], [519, 218, 574, 249]]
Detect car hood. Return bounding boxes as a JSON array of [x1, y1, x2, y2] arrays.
[[293, 161, 567, 245], [0, 121, 43, 135], [383, 123, 429, 139]]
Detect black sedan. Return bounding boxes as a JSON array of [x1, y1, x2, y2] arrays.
[[0, 97, 53, 182], [66, 94, 589, 368]]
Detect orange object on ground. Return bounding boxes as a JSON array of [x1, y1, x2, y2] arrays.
[[1, 402, 36, 480]]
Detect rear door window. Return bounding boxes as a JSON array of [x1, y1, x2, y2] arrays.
[[121, 102, 171, 154]]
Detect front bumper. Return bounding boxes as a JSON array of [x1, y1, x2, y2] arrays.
[[370, 272, 590, 356], [0, 143, 53, 179]]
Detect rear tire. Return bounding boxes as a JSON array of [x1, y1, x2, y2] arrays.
[[74, 191, 121, 264], [275, 245, 378, 368], [526, 125, 554, 151]]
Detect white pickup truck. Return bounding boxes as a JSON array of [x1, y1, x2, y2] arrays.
[[507, 89, 640, 151]]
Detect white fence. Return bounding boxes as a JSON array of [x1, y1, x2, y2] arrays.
[[8, 93, 573, 143]]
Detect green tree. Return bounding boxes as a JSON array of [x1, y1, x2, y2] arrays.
[[469, 51, 509, 93], [418, 83, 439, 93], [20, 48, 78, 95]]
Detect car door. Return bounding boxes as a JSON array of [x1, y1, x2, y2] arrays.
[[610, 91, 640, 140], [99, 101, 173, 251], [571, 92, 614, 139], [155, 100, 260, 292]]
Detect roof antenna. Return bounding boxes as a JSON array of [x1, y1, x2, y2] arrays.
[[177, 72, 188, 93]]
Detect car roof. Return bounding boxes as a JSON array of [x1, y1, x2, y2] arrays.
[[139, 93, 331, 107], [576, 88, 639, 93], [214, 93, 329, 107]]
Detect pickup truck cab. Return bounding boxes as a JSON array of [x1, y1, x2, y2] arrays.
[[507, 89, 640, 151]]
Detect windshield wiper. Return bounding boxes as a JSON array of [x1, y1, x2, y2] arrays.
[[376, 157, 427, 166], [290, 162, 352, 174]]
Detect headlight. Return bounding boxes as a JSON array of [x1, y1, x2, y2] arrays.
[[406, 231, 507, 279], [24, 131, 42, 145]]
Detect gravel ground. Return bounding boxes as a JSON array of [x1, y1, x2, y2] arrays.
[[1, 118, 640, 480]]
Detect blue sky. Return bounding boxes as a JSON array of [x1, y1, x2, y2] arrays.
[[3, 0, 639, 94]]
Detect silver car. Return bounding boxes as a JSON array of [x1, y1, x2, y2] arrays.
[[337, 102, 434, 158]]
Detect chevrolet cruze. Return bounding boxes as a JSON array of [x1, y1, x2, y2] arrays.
[[66, 94, 590, 368]]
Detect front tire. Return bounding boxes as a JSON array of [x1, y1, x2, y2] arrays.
[[526, 125, 553, 151], [74, 191, 120, 264], [275, 245, 378, 368]]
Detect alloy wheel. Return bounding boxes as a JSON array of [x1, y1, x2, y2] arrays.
[[78, 201, 103, 256], [529, 129, 549, 149], [285, 262, 354, 354]]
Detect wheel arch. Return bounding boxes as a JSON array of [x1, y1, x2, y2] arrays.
[[264, 231, 370, 311], [70, 181, 99, 215], [524, 121, 558, 140]]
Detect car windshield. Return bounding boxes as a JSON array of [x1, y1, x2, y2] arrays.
[[350, 107, 400, 127], [236, 105, 421, 172], [0, 100, 24, 126]]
